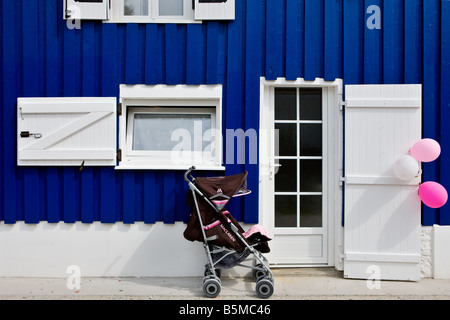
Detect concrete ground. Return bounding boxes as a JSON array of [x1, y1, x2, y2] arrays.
[[1, 268, 450, 300]]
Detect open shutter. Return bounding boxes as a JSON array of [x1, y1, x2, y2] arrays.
[[194, 0, 235, 20], [18, 97, 117, 166], [343, 84, 422, 281], [64, 0, 110, 20]]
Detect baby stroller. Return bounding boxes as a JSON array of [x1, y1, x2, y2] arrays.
[[183, 166, 274, 299]]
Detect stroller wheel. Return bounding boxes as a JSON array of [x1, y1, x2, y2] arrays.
[[253, 264, 268, 280], [256, 277, 274, 299], [203, 277, 221, 298]]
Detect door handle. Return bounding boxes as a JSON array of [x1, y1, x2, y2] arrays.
[[269, 160, 281, 180]]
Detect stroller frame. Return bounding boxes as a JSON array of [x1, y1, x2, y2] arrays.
[[184, 166, 274, 299]]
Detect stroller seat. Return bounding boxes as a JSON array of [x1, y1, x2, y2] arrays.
[[183, 167, 274, 299]]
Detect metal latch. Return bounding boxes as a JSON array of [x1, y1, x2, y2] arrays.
[[20, 131, 42, 139]]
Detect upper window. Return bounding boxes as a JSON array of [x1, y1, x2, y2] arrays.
[[112, 0, 195, 23], [118, 85, 224, 170], [64, 0, 235, 22]]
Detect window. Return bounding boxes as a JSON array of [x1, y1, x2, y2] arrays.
[[111, 0, 195, 23], [126, 107, 217, 166], [124, 0, 149, 16], [274, 87, 324, 228], [118, 85, 224, 170], [64, 0, 235, 22]]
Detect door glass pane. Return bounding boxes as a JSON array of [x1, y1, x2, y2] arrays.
[[133, 114, 211, 151], [275, 195, 297, 227], [300, 88, 322, 120], [275, 88, 296, 120], [300, 196, 322, 227], [124, 0, 149, 16], [275, 159, 297, 192], [159, 0, 183, 16], [300, 124, 322, 156], [276, 123, 297, 156], [300, 160, 322, 192]]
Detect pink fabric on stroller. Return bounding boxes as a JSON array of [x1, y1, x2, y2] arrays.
[[243, 225, 272, 241]]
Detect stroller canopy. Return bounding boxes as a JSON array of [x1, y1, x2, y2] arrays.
[[194, 171, 251, 207]]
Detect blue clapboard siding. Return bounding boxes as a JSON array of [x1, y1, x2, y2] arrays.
[[0, 0, 449, 225]]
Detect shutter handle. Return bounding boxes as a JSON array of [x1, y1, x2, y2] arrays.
[[20, 131, 42, 139]]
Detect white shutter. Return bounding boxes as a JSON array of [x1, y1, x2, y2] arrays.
[[194, 0, 235, 20], [17, 97, 117, 166], [64, 0, 110, 20], [343, 84, 422, 281]]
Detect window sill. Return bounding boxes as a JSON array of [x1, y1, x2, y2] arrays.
[[104, 17, 202, 24], [115, 164, 225, 171]]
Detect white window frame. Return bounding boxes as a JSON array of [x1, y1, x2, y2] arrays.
[[109, 0, 198, 24], [118, 84, 224, 170]]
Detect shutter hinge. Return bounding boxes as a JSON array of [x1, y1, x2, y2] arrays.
[[117, 149, 122, 162], [340, 100, 346, 111], [117, 103, 122, 116], [339, 176, 346, 187], [339, 250, 345, 262]]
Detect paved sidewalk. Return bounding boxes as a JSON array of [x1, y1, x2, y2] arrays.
[[1, 268, 450, 300]]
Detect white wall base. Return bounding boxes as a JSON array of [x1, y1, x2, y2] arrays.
[[0, 222, 209, 277], [421, 226, 433, 278], [433, 225, 450, 279], [420, 225, 450, 279], [0, 221, 255, 278], [1, 222, 449, 279]]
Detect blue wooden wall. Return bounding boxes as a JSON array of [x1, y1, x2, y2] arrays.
[[0, 0, 449, 225]]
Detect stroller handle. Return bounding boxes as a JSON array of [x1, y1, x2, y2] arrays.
[[184, 166, 196, 183]]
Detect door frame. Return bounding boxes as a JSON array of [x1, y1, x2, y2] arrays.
[[259, 77, 344, 268]]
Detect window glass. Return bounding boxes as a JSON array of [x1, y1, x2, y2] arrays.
[[275, 159, 297, 192], [132, 113, 211, 152], [300, 124, 322, 156], [275, 123, 297, 156], [275, 195, 297, 227], [300, 196, 322, 227], [275, 88, 296, 120], [159, 0, 183, 16], [124, 0, 149, 16], [300, 160, 322, 192], [300, 88, 322, 120]]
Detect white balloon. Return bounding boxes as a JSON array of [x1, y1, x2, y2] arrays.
[[394, 155, 420, 181]]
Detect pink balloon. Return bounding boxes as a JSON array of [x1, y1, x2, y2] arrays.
[[419, 182, 448, 209], [410, 138, 441, 162]]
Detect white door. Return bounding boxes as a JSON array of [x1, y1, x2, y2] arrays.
[[343, 84, 422, 281], [260, 80, 341, 266]]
